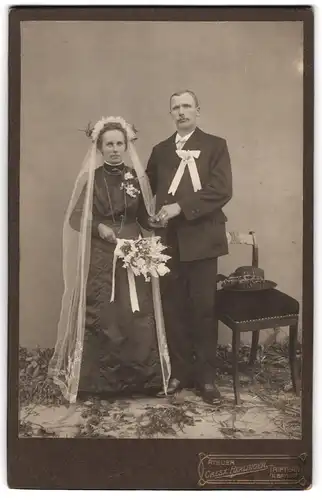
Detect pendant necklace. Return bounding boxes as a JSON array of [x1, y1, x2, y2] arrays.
[[103, 165, 127, 235]]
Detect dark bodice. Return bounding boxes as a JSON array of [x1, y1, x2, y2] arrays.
[[69, 162, 148, 240], [92, 163, 140, 224]]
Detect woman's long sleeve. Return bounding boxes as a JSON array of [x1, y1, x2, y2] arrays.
[[69, 184, 103, 237]]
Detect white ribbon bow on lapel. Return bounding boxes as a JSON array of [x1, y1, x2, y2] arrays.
[[168, 150, 202, 196]]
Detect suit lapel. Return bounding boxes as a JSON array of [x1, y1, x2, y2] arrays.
[[162, 128, 203, 166], [162, 133, 181, 172], [181, 127, 203, 151]]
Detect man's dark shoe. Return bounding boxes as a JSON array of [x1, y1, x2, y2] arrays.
[[156, 378, 182, 398], [200, 383, 222, 405]]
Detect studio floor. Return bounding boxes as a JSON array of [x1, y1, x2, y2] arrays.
[[19, 343, 301, 439]]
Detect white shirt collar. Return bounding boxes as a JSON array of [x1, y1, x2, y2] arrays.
[[175, 129, 195, 144]]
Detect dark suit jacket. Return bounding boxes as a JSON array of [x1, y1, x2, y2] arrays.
[[146, 127, 232, 262]]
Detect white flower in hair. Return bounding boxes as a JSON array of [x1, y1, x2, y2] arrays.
[[90, 116, 137, 143]]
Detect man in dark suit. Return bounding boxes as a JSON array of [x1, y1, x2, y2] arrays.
[[146, 90, 232, 403]]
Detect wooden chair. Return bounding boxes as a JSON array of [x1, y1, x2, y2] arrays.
[[215, 231, 301, 405]]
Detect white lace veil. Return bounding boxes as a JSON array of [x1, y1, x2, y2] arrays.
[[48, 116, 171, 403]]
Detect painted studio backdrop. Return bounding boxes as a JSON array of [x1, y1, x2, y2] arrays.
[[20, 21, 303, 348]]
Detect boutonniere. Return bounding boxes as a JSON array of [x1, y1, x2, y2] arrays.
[[120, 171, 140, 198]]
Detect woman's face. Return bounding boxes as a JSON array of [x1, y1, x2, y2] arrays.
[[100, 129, 126, 164]]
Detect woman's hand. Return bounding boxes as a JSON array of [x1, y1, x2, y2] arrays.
[[98, 224, 117, 243]]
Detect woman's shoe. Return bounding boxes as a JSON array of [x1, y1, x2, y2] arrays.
[[156, 378, 182, 397]]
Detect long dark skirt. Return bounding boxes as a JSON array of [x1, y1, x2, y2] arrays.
[[78, 235, 163, 395]]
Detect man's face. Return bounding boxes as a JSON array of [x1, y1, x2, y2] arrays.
[[170, 93, 200, 133]]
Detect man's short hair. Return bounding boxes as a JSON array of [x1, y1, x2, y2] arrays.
[[170, 90, 200, 109]]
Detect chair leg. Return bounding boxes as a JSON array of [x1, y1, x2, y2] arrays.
[[232, 329, 241, 405], [249, 330, 260, 365], [214, 317, 219, 353], [213, 320, 220, 374], [289, 323, 301, 396]]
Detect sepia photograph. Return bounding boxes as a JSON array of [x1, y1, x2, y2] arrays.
[[8, 6, 313, 490]]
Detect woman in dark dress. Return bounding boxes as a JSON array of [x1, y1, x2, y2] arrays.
[[49, 118, 170, 402]]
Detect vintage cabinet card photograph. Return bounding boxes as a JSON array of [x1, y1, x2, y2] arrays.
[[7, 5, 313, 490]]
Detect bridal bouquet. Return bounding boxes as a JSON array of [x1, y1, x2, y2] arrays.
[[116, 236, 171, 282]]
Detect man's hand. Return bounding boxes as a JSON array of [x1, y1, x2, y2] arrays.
[[156, 203, 182, 224], [98, 223, 117, 243]]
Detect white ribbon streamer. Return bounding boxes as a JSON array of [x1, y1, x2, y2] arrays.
[[168, 150, 201, 195], [110, 239, 140, 313], [151, 276, 170, 395], [126, 267, 140, 312]]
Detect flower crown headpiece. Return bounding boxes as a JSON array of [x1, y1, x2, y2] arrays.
[[82, 116, 138, 143]]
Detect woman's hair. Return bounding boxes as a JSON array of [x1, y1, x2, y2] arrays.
[[96, 122, 128, 151]]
